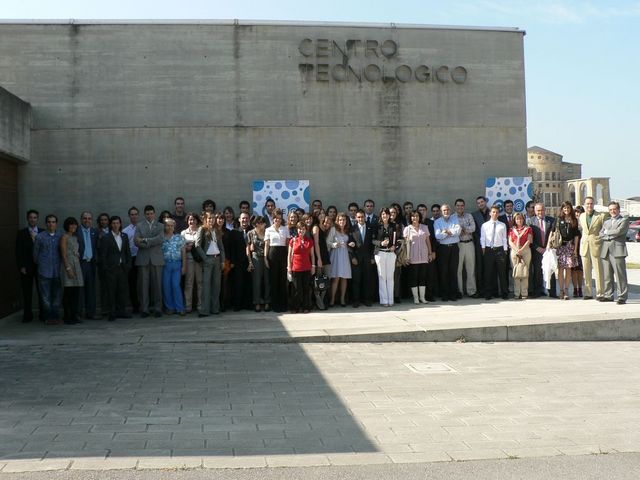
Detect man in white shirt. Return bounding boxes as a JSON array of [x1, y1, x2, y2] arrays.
[[122, 206, 140, 313], [480, 205, 509, 300]]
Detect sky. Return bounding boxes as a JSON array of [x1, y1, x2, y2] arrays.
[[3, 0, 638, 199]]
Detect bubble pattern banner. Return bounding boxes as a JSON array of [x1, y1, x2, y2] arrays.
[[485, 177, 534, 213], [253, 180, 310, 216]]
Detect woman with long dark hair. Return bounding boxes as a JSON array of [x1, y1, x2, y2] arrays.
[[60, 217, 83, 324], [552, 200, 580, 300], [373, 208, 397, 307], [264, 209, 290, 312]]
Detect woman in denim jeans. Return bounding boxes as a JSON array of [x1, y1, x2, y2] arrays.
[[161, 218, 186, 315]]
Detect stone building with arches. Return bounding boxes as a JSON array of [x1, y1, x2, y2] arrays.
[[527, 146, 610, 215]]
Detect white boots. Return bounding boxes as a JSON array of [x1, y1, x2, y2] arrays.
[[411, 287, 420, 304], [411, 287, 429, 304], [418, 286, 429, 304]]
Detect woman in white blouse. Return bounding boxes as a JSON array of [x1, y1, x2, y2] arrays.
[[180, 212, 203, 314], [264, 209, 290, 313]]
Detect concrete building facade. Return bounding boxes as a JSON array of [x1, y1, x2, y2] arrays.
[[0, 20, 527, 316], [0, 20, 527, 223]]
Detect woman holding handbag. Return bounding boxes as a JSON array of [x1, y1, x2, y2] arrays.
[[373, 208, 398, 307], [508, 212, 533, 299]]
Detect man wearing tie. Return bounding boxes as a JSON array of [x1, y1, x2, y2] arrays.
[[579, 196, 604, 300], [350, 210, 374, 307], [599, 201, 629, 304], [98, 216, 132, 321], [229, 212, 254, 311], [76, 211, 99, 319], [15, 209, 43, 323], [363, 199, 378, 229], [481, 205, 509, 300], [529, 203, 557, 297]]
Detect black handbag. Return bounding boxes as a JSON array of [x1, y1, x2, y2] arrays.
[[191, 245, 204, 263], [314, 272, 329, 292]]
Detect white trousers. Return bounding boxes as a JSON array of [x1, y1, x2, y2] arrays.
[[457, 241, 476, 295], [375, 251, 396, 305]]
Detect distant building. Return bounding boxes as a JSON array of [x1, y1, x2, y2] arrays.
[[527, 146, 610, 215]]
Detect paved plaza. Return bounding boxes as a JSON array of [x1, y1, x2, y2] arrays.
[[1, 339, 640, 473], [0, 256, 638, 474]]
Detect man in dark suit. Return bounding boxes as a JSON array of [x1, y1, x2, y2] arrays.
[[350, 210, 374, 307], [98, 216, 132, 321], [228, 212, 253, 311], [529, 203, 557, 297], [363, 199, 379, 229], [498, 199, 515, 295], [15, 209, 43, 323], [76, 211, 99, 319], [472, 196, 490, 297]]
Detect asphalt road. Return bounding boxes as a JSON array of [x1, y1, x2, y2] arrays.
[[2, 453, 640, 480]]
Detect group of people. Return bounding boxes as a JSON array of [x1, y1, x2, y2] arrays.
[[16, 194, 630, 325]]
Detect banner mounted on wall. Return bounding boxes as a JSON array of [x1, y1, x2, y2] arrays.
[[485, 177, 534, 213], [253, 180, 310, 216]]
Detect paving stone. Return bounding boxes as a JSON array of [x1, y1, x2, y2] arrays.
[[70, 456, 139, 470], [137, 456, 202, 469], [202, 455, 267, 468], [265, 454, 331, 467], [2, 459, 72, 472]]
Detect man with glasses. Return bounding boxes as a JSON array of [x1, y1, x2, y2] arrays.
[[33, 215, 63, 324]]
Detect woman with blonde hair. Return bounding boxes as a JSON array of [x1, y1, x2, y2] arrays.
[[508, 212, 533, 299], [195, 212, 225, 316]]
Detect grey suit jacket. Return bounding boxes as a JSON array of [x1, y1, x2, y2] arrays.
[[134, 220, 165, 266], [599, 215, 629, 258]]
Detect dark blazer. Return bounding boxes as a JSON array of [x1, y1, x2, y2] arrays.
[[76, 226, 99, 262], [365, 213, 379, 230], [529, 215, 556, 251], [98, 232, 132, 270], [498, 213, 514, 232], [228, 228, 253, 268], [422, 218, 437, 251], [15, 226, 41, 271], [350, 223, 374, 260], [472, 209, 490, 242]]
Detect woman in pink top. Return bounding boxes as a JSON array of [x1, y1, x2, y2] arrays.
[[508, 212, 533, 299], [402, 211, 434, 304]]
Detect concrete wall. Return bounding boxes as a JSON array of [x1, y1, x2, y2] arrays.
[[0, 21, 526, 219], [0, 87, 31, 162]]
